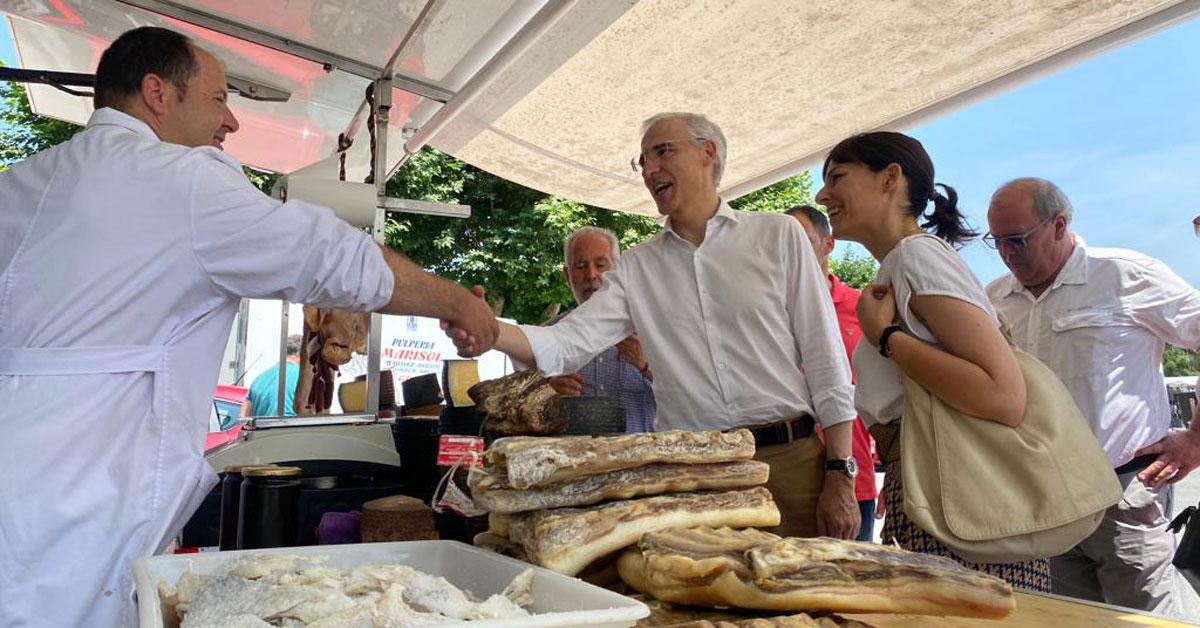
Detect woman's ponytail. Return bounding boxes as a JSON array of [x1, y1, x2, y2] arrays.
[[921, 183, 977, 247]]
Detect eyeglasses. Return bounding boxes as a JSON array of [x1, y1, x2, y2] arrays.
[[630, 138, 706, 173], [982, 216, 1055, 250]]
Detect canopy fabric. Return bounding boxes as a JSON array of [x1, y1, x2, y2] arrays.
[[4, 0, 1196, 215]]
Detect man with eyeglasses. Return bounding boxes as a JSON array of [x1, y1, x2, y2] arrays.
[[984, 177, 1200, 617], [447, 112, 860, 540], [545, 226, 657, 433]]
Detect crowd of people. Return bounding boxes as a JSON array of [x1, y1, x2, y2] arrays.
[[510, 119, 1200, 616], [1, 25, 1198, 626]]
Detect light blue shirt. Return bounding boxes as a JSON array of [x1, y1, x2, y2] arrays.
[[247, 361, 299, 416]]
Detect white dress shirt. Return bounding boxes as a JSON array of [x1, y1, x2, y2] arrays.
[[521, 201, 856, 432], [987, 243, 1200, 467], [0, 108, 394, 626]]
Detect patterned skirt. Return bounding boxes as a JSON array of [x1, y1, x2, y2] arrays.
[[881, 460, 1052, 592]]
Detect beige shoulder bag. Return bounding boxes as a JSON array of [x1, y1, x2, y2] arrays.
[[899, 325, 1122, 564]]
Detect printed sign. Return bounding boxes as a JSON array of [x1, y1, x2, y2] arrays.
[[436, 434, 485, 468]]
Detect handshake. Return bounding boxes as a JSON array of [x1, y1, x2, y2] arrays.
[[440, 284, 501, 357]]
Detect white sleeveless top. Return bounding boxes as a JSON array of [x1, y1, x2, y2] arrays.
[[852, 234, 997, 425]]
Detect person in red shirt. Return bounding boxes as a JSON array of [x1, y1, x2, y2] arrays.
[[787, 204, 880, 542]]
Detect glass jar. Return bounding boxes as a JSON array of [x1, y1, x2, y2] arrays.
[[218, 464, 248, 551], [237, 465, 301, 549]]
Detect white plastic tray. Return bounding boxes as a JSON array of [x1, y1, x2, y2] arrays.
[[132, 540, 648, 628]]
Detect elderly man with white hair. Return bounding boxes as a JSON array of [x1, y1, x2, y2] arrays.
[[450, 112, 860, 539], [545, 226, 657, 432], [985, 177, 1200, 617]]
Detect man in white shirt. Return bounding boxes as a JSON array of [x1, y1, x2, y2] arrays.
[[985, 177, 1200, 616], [450, 112, 860, 539], [0, 27, 496, 627]]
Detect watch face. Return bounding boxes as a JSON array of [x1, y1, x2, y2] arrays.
[[846, 456, 859, 478]]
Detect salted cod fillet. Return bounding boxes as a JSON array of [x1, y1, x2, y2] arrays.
[[618, 527, 1014, 619], [487, 429, 756, 490], [469, 460, 770, 513], [508, 488, 780, 576]]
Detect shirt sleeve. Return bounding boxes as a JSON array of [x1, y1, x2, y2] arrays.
[[184, 151, 394, 311], [893, 235, 996, 342], [520, 263, 636, 377], [781, 217, 856, 428], [1125, 257, 1200, 349]]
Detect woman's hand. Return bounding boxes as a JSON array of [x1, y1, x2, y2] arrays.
[[857, 284, 897, 346]]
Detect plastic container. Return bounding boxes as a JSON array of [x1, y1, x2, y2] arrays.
[[132, 540, 648, 628]]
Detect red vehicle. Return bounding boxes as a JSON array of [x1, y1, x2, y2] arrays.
[[206, 385, 248, 451]]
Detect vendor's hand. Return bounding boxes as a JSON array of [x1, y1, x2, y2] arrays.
[[817, 472, 860, 540], [857, 284, 897, 347], [548, 373, 584, 397], [441, 285, 499, 357], [616, 334, 651, 380], [1134, 427, 1200, 488], [876, 485, 888, 519]]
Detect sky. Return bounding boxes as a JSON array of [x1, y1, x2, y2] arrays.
[[820, 16, 1200, 287], [2, 17, 1197, 287]]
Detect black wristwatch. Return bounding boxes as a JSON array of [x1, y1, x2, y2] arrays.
[[878, 325, 903, 358], [825, 456, 859, 479]]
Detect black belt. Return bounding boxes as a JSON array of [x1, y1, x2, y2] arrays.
[[745, 415, 815, 448], [1114, 454, 1157, 476]]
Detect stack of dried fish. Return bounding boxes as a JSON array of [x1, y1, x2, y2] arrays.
[[468, 430, 779, 576]]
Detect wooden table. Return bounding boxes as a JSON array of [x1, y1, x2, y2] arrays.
[[843, 592, 1199, 627]]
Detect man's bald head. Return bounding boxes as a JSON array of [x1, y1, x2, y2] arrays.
[[992, 177, 1074, 225], [987, 177, 1076, 296]]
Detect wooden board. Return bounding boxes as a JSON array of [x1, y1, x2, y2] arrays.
[[842, 592, 1198, 628]]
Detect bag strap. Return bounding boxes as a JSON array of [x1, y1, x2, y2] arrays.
[[1169, 506, 1197, 534]]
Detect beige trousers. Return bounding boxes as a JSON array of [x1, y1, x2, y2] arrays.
[[754, 433, 825, 538]]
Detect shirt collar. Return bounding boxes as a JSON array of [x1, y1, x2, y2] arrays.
[[663, 198, 739, 241], [998, 240, 1088, 299], [829, 273, 850, 303], [1053, 242, 1088, 287], [85, 107, 160, 141]]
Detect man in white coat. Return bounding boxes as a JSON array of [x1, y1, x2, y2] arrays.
[[0, 27, 496, 627]]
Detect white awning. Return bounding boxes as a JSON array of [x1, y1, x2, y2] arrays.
[[5, 0, 1197, 215]]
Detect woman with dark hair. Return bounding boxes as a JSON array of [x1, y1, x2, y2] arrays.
[[816, 131, 1051, 591]]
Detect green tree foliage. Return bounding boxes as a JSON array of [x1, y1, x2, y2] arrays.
[[384, 148, 658, 323], [0, 81, 81, 170], [730, 170, 817, 213], [244, 168, 279, 194], [829, 250, 879, 290], [1164, 345, 1199, 377], [729, 170, 879, 289]]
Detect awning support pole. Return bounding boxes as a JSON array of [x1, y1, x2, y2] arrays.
[[366, 76, 392, 416]]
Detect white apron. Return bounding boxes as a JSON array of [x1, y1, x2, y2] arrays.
[[0, 108, 393, 627], [0, 345, 215, 627]]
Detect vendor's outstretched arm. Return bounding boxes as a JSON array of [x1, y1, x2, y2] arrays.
[[376, 245, 498, 354]]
